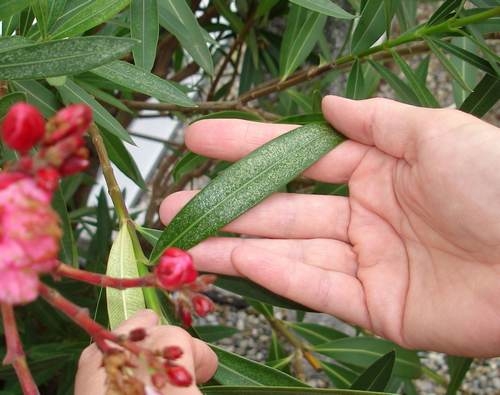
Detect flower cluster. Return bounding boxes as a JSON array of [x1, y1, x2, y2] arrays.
[[0, 103, 91, 304]]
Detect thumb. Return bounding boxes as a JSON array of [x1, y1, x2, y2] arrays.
[[114, 309, 159, 335]]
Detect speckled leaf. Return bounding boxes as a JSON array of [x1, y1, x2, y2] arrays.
[[130, 0, 158, 71], [49, 0, 130, 39], [0, 36, 32, 53], [200, 386, 395, 394], [92, 60, 195, 107], [150, 123, 344, 262], [0, 37, 136, 80], [106, 224, 145, 330]]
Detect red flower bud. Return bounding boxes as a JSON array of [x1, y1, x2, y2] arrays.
[[166, 366, 192, 387], [128, 327, 147, 342], [1, 103, 45, 152], [44, 104, 92, 144], [191, 294, 214, 317], [178, 303, 192, 327], [163, 345, 183, 360], [154, 247, 197, 290], [59, 156, 89, 176], [151, 372, 168, 389], [35, 167, 60, 192]]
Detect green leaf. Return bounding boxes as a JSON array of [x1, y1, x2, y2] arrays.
[[130, 0, 159, 71], [49, 0, 130, 39], [351, 0, 388, 54], [215, 275, 312, 311], [460, 73, 500, 117], [31, 0, 50, 39], [158, 0, 213, 75], [314, 337, 421, 379], [194, 110, 262, 122], [194, 325, 238, 342], [0, 92, 26, 119], [426, 37, 496, 77], [0, 36, 136, 80], [425, 36, 472, 92], [279, 4, 327, 79], [172, 152, 209, 182], [383, 0, 397, 37], [415, 56, 430, 86], [9, 79, 59, 117], [212, 345, 307, 386], [76, 79, 132, 114], [201, 386, 395, 395], [52, 188, 78, 267], [150, 122, 344, 261], [450, 37, 478, 107], [268, 331, 287, 362], [106, 223, 146, 329], [350, 351, 395, 391], [91, 60, 195, 107], [57, 78, 133, 144], [288, 322, 348, 346], [368, 60, 420, 105], [345, 59, 366, 99], [101, 131, 146, 189], [427, 0, 462, 26], [322, 361, 359, 389], [0, 36, 32, 53], [288, 0, 354, 19], [395, 0, 417, 31], [445, 356, 473, 395], [391, 50, 439, 107], [0, 0, 31, 20]]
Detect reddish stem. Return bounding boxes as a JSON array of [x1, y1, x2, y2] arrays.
[[1, 303, 40, 395], [54, 262, 156, 289]]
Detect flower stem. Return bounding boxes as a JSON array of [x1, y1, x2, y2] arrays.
[[55, 262, 156, 289], [1, 303, 39, 395]]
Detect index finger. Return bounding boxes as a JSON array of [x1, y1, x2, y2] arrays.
[[185, 119, 369, 183]]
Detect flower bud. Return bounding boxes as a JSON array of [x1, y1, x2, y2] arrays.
[[151, 372, 167, 389], [1, 103, 45, 152], [178, 303, 192, 327], [166, 366, 192, 387], [163, 345, 183, 360], [35, 167, 60, 192], [44, 104, 92, 144], [154, 247, 197, 290], [128, 327, 147, 342], [191, 294, 214, 317]]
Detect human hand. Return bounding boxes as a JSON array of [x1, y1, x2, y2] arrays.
[[75, 309, 217, 395], [160, 96, 500, 357]]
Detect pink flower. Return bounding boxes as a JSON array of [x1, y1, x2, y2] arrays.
[[0, 176, 61, 304]]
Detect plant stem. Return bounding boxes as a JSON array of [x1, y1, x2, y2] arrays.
[[87, 124, 167, 320], [1, 303, 39, 395], [267, 317, 322, 372], [55, 262, 156, 288]]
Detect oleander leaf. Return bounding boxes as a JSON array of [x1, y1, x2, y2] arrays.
[[201, 386, 395, 394], [0, 92, 26, 119], [130, 0, 159, 71], [9, 80, 59, 117], [0, 0, 31, 21], [0, 37, 136, 80], [445, 356, 473, 395], [459, 73, 500, 117], [106, 223, 145, 329], [288, 0, 354, 19], [92, 60, 195, 107], [351, 0, 390, 54], [350, 351, 395, 391], [150, 123, 345, 261]]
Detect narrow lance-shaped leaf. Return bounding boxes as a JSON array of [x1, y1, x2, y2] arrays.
[[391, 50, 439, 107], [30, 0, 50, 39], [0, 36, 136, 80], [91, 60, 195, 107], [150, 123, 345, 262], [446, 356, 473, 395], [57, 78, 133, 144], [427, 0, 462, 26], [279, 4, 327, 80], [288, 0, 354, 19], [158, 0, 213, 75], [9, 80, 59, 117], [0, 36, 32, 53], [0, 92, 26, 119], [350, 350, 395, 391], [450, 37, 479, 107], [425, 36, 472, 92], [200, 386, 395, 395], [49, 0, 130, 39], [52, 188, 78, 267], [211, 345, 307, 387], [345, 59, 366, 99], [459, 73, 500, 117], [351, 0, 389, 54], [130, 0, 159, 72], [106, 223, 146, 330], [0, 0, 31, 20]]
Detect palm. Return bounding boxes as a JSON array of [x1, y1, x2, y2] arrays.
[[161, 97, 500, 356]]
